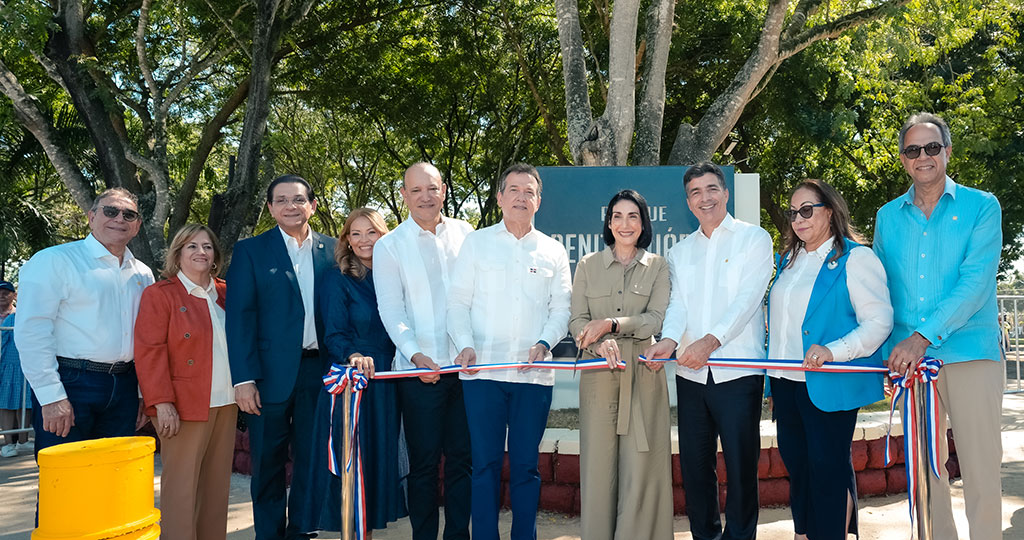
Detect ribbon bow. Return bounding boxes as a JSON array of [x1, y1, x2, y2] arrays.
[[886, 356, 943, 524], [323, 364, 369, 539]]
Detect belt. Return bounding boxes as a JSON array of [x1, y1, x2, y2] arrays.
[[56, 356, 135, 374], [301, 348, 320, 358]]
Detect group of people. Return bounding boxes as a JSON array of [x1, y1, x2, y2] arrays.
[[6, 111, 1003, 540]]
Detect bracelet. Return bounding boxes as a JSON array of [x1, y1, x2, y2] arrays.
[[610, 318, 619, 333]]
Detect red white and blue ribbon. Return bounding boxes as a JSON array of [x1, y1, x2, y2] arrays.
[[636, 355, 889, 373], [886, 356, 944, 523], [323, 364, 369, 540], [371, 358, 626, 379]]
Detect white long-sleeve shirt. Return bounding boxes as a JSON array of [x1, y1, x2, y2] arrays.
[[661, 214, 773, 384], [15, 234, 154, 405], [373, 216, 475, 370], [447, 221, 571, 386], [177, 272, 234, 407], [768, 239, 894, 381], [280, 227, 318, 350]]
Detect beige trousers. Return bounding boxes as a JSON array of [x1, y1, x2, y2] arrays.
[[579, 365, 673, 540], [913, 359, 1004, 540], [158, 404, 238, 540]]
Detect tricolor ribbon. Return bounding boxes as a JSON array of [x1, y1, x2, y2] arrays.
[[371, 358, 626, 379], [886, 356, 944, 524], [636, 355, 889, 373], [323, 364, 369, 540]]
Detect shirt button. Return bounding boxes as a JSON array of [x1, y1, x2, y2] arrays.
[[920, 275, 925, 279], [923, 232, 927, 236], [184, 333, 191, 339], [187, 359, 194, 365], [921, 253, 926, 258], [920, 317, 926, 322], [919, 297, 925, 301]]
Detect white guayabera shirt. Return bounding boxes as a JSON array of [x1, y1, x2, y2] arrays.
[[447, 220, 572, 387], [661, 213, 774, 384]]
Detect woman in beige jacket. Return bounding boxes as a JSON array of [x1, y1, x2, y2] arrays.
[[569, 189, 673, 540]]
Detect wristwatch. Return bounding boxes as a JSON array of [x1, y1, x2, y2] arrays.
[[610, 318, 619, 333]]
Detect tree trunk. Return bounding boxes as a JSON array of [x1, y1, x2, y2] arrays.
[[215, 0, 318, 256], [633, 0, 676, 166]]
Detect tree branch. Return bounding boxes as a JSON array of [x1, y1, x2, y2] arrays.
[[0, 58, 94, 212], [135, 0, 161, 111], [779, 0, 912, 62]]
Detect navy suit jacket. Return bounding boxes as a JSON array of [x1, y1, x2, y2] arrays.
[[226, 226, 337, 403]]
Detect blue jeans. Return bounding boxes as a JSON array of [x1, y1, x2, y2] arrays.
[[30, 364, 140, 454], [462, 379, 552, 540]]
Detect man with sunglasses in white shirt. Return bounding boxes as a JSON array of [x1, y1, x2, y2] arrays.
[[16, 188, 154, 454]]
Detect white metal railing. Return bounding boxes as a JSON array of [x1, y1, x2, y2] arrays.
[[999, 295, 1023, 393], [0, 326, 32, 444]]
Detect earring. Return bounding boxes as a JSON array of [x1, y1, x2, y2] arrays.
[[211, 263, 218, 271]]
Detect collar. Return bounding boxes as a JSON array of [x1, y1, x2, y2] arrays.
[[415, 216, 448, 237], [696, 213, 737, 240], [801, 237, 838, 263], [601, 247, 653, 269], [84, 234, 136, 264], [900, 175, 957, 207], [499, 219, 535, 239], [177, 271, 216, 299], [278, 226, 314, 249]]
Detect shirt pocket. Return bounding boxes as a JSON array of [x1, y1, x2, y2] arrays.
[[524, 265, 555, 302], [479, 262, 506, 293]]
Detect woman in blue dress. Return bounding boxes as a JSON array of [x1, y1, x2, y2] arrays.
[[298, 208, 406, 537]]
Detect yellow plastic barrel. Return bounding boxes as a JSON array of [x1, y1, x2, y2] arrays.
[[34, 436, 161, 540]]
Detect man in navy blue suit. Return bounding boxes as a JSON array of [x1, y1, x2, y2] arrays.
[[227, 175, 336, 540]]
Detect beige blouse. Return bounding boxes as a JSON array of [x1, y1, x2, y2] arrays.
[[569, 247, 670, 441]]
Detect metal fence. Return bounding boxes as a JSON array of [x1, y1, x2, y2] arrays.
[[1000, 295, 1024, 393], [0, 326, 32, 445]]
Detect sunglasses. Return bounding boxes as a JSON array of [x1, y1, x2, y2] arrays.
[[901, 142, 946, 159], [784, 203, 824, 221], [100, 205, 141, 222]]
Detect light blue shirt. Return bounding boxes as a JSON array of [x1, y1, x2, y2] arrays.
[[873, 176, 1002, 364]]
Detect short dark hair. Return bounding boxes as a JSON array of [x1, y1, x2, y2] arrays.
[[683, 162, 725, 189], [266, 174, 315, 204], [602, 189, 653, 249], [498, 162, 542, 195], [91, 187, 139, 212], [899, 112, 952, 151]]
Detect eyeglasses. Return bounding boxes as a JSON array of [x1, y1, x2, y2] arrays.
[[901, 142, 946, 159], [100, 205, 140, 222], [272, 197, 310, 207], [784, 203, 825, 221]]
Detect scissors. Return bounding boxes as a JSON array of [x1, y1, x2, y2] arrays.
[[573, 339, 583, 378]]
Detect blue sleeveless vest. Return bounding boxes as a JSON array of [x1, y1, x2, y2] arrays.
[[771, 238, 885, 412]]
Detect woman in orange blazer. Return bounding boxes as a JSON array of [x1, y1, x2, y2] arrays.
[[135, 224, 236, 540]]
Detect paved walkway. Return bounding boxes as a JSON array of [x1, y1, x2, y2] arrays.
[[4, 394, 1024, 539]]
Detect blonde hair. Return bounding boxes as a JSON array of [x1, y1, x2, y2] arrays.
[[162, 224, 224, 279], [335, 208, 389, 279]]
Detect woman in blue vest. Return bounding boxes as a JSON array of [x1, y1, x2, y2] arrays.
[[768, 179, 893, 540]]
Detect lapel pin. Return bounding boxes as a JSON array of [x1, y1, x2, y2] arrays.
[[827, 260, 838, 270], [318, 243, 324, 249], [952, 216, 958, 221]]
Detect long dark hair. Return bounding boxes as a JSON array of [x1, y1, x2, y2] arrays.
[[781, 179, 863, 268], [602, 189, 653, 249]]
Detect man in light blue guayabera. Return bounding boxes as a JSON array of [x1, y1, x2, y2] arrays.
[[874, 112, 1003, 540]]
